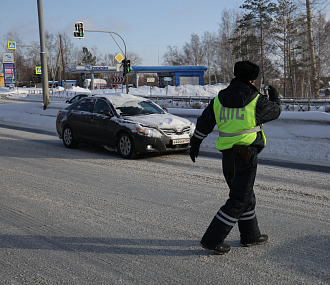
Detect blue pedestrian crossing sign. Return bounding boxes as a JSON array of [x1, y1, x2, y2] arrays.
[[8, 41, 16, 50], [36, 66, 42, 74]]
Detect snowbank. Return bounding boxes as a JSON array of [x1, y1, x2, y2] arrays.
[[0, 85, 329, 166]]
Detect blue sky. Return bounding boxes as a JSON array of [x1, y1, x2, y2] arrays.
[[0, 1, 260, 65], [0, 0, 248, 65]]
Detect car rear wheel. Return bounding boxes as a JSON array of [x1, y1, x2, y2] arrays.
[[62, 126, 78, 148], [117, 133, 137, 159]]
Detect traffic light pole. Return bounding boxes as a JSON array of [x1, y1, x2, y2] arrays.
[[84, 30, 129, 94]]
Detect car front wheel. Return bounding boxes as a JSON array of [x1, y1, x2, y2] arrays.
[[62, 126, 78, 148], [117, 133, 137, 159]]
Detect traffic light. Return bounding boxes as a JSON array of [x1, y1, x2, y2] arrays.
[[122, 59, 131, 73], [122, 59, 126, 73], [73, 22, 84, 38]]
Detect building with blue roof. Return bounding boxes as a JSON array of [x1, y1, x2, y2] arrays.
[[65, 65, 207, 88]]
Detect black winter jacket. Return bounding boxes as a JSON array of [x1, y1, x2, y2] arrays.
[[193, 78, 281, 152]]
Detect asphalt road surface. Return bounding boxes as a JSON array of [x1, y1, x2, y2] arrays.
[[0, 126, 329, 284]]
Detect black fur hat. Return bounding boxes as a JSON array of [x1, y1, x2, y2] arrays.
[[234, 61, 260, 81]]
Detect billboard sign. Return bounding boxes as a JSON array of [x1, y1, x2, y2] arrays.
[[3, 63, 16, 87]]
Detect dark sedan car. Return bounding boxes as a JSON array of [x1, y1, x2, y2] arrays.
[[56, 93, 195, 158]]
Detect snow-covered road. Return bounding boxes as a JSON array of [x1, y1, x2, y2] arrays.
[[0, 126, 329, 284]]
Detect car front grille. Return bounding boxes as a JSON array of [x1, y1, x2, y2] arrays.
[[161, 126, 191, 136]]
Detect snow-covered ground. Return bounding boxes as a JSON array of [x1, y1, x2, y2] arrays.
[[0, 85, 329, 166]]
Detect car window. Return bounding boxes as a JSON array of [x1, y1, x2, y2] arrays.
[[69, 94, 86, 103], [93, 99, 112, 114], [115, 100, 164, 116], [71, 96, 80, 103], [72, 98, 94, 112]]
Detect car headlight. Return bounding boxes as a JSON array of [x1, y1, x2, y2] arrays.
[[190, 123, 196, 136], [136, 126, 161, 138]]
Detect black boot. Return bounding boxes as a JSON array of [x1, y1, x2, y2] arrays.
[[200, 241, 231, 255], [238, 216, 262, 246], [241, 234, 268, 247], [200, 216, 233, 254]]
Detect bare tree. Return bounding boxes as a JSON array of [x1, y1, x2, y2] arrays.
[[315, 13, 330, 88], [127, 51, 142, 66], [202, 31, 217, 84], [305, 0, 319, 97], [163, 34, 206, 66], [219, 9, 242, 82], [184, 33, 206, 65], [163, 46, 185, 66]]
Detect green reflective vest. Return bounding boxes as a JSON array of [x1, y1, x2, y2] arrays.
[[213, 94, 266, 150]]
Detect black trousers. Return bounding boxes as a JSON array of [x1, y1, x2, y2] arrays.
[[201, 146, 261, 247]]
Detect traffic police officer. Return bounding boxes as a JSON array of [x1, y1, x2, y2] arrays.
[[190, 60, 281, 254]]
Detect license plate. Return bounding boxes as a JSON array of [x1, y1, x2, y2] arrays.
[[172, 138, 190, 145]]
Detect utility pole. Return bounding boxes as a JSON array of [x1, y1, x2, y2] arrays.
[[37, 0, 49, 109], [59, 34, 67, 91]]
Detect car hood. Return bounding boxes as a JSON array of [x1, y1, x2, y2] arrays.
[[125, 113, 192, 131]]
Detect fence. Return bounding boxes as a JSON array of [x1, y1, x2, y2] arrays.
[[141, 94, 330, 111], [27, 89, 330, 111], [280, 98, 330, 111], [28, 89, 81, 99]]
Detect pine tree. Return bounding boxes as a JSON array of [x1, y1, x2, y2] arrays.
[[273, 0, 299, 97], [237, 0, 277, 88], [82, 47, 96, 65]]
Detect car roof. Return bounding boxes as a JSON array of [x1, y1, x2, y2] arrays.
[[94, 92, 148, 107]]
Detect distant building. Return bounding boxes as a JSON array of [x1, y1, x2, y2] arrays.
[[65, 65, 207, 89], [131, 66, 207, 87]]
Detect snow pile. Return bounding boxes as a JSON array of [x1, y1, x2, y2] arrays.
[[129, 83, 228, 97]]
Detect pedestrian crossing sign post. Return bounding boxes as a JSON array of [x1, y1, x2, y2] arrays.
[[8, 41, 16, 50], [36, 66, 42, 74]]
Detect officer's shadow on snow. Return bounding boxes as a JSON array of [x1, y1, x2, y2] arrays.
[[0, 235, 208, 256]]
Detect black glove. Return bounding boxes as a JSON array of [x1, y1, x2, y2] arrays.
[[190, 136, 201, 163], [268, 86, 279, 100]]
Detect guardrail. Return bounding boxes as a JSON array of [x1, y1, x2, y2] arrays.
[[28, 89, 82, 98], [27, 89, 330, 111], [280, 98, 330, 111], [140, 94, 213, 108], [140, 94, 330, 111]]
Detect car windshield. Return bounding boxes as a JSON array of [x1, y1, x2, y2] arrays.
[[114, 100, 165, 116]]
